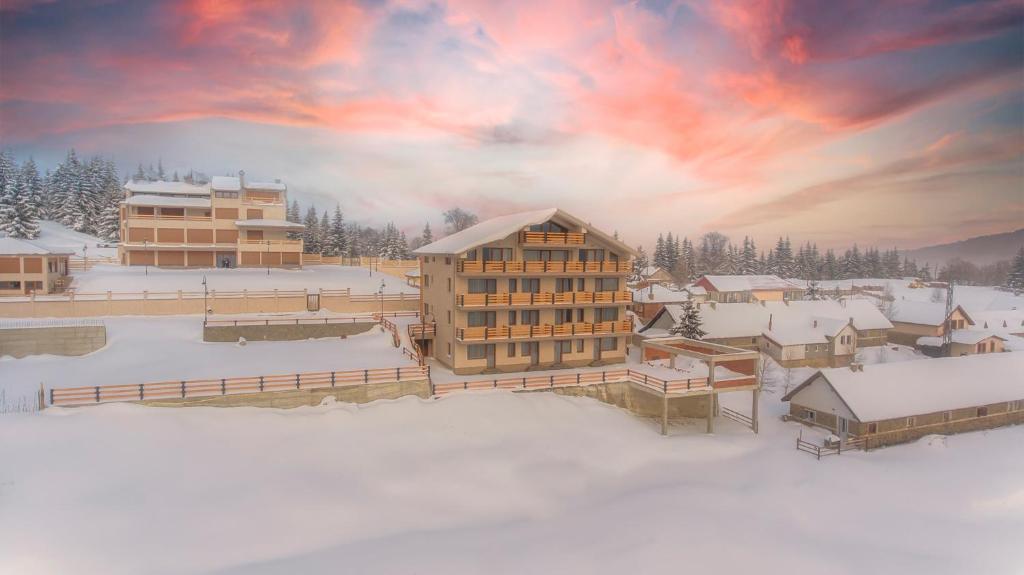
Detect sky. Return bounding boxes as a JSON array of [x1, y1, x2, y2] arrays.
[[0, 0, 1022, 251]]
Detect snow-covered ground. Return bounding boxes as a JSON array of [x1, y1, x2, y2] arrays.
[[810, 278, 1024, 312], [1, 389, 1021, 575], [32, 220, 117, 258], [1, 317, 415, 406], [69, 264, 417, 294], [759, 343, 924, 397]]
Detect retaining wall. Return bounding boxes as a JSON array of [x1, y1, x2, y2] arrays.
[[543, 381, 710, 419], [136, 378, 431, 409], [0, 323, 106, 358], [203, 321, 376, 342]]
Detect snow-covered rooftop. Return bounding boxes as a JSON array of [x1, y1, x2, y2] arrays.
[[969, 309, 1024, 333], [699, 275, 804, 292], [210, 176, 242, 191], [889, 300, 972, 326], [917, 330, 1006, 347], [413, 208, 635, 257], [0, 237, 70, 255], [789, 353, 1024, 422], [246, 181, 286, 191], [124, 180, 210, 195], [631, 283, 690, 303], [233, 219, 304, 230], [125, 195, 211, 208]]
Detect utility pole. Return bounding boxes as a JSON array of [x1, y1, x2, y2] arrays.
[[942, 278, 955, 353]]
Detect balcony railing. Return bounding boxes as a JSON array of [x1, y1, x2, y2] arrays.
[[458, 260, 630, 274], [457, 290, 631, 308], [456, 320, 631, 342], [127, 214, 212, 222], [239, 239, 303, 246], [519, 231, 585, 245]]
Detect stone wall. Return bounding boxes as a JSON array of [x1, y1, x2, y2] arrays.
[[203, 320, 376, 342], [544, 380, 710, 420], [137, 378, 431, 409], [0, 323, 106, 358]]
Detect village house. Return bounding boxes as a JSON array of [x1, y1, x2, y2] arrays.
[[634, 265, 673, 286], [917, 330, 1006, 357], [0, 237, 72, 296], [694, 274, 805, 303], [630, 283, 691, 323], [887, 300, 974, 346], [412, 208, 634, 375], [118, 172, 304, 268], [639, 299, 892, 368], [783, 353, 1024, 449]]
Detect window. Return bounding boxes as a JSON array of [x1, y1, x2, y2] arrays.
[[465, 249, 478, 261], [576, 339, 584, 353], [554, 309, 574, 325], [555, 278, 573, 293], [445, 257, 451, 265], [447, 278, 451, 292], [600, 337, 618, 351], [508, 279, 517, 292], [578, 249, 605, 262], [0, 281, 21, 290], [801, 410, 816, 422], [508, 311, 517, 325], [576, 309, 584, 322], [521, 342, 533, 356], [468, 312, 495, 328], [508, 343, 516, 358], [558, 340, 572, 353], [423, 303, 430, 316], [483, 247, 513, 261], [751, 338, 758, 345], [943, 411, 952, 423], [596, 307, 618, 322], [468, 345, 487, 360], [1011, 400, 1023, 411], [521, 310, 540, 325], [521, 278, 540, 293], [523, 249, 568, 262], [422, 275, 429, 288], [906, 416, 916, 428], [595, 277, 619, 291], [529, 221, 567, 233], [977, 342, 985, 354], [468, 279, 497, 294], [867, 423, 878, 434], [977, 406, 989, 417], [577, 278, 585, 291]]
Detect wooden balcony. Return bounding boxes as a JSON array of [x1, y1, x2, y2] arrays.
[[408, 322, 436, 339], [456, 320, 632, 342], [127, 214, 212, 222], [519, 231, 585, 245], [457, 260, 631, 275], [457, 290, 632, 308], [237, 239, 304, 253]]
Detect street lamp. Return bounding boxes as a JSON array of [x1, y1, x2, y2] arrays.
[[202, 275, 209, 324], [142, 239, 149, 276], [266, 239, 271, 276], [82, 244, 88, 271], [378, 279, 386, 319]]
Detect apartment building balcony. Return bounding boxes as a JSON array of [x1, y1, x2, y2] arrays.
[[237, 239, 304, 253], [456, 320, 632, 342], [120, 241, 237, 251], [518, 231, 585, 245], [457, 260, 631, 275], [456, 290, 632, 308]]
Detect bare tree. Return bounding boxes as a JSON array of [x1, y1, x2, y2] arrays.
[[443, 208, 479, 234]]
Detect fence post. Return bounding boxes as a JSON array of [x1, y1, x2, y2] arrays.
[[49, 387, 54, 406], [181, 381, 186, 398], [221, 379, 226, 395], [259, 376, 264, 392], [522, 377, 526, 389], [550, 375, 554, 388], [95, 386, 100, 403], [364, 369, 369, 383], [331, 372, 335, 387], [396, 367, 401, 381], [139, 383, 144, 401], [295, 374, 301, 389]]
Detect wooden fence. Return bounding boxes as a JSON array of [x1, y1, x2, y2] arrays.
[[49, 365, 430, 407], [433, 369, 754, 397], [0, 288, 419, 318]]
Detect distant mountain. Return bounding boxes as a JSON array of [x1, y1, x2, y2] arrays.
[[906, 229, 1024, 267]]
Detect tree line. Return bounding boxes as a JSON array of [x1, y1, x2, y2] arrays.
[[639, 231, 1019, 286]]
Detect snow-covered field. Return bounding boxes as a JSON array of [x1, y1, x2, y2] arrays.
[[69, 264, 417, 294], [1, 389, 1021, 575], [32, 220, 118, 258], [812, 278, 1024, 312], [0, 317, 414, 406]]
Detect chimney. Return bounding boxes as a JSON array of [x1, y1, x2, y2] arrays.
[[238, 170, 246, 187]]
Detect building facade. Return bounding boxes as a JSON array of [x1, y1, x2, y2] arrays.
[[694, 274, 805, 303], [0, 238, 72, 295], [118, 173, 304, 268], [413, 209, 635, 375]]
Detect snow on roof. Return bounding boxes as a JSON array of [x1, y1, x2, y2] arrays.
[[969, 309, 1024, 333], [0, 237, 68, 255], [233, 219, 304, 230], [211, 176, 241, 191], [124, 180, 210, 195], [125, 195, 211, 208], [889, 300, 972, 326], [783, 299, 894, 331], [789, 353, 1024, 422], [246, 181, 286, 191], [631, 283, 690, 303], [917, 330, 1005, 347], [685, 285, 707, 295], [700, 275, 804, 292], [413, 208, 636, 257], [405, 269, 421, 277]]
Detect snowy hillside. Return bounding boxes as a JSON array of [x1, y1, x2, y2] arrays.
[[32, 220, 117, 258]]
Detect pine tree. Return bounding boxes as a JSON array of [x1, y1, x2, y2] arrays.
[[324, 204, 347, 257], [669, 301, 706, 339], [804, 280, 823, 301], [19, 157, 43, 221], [654, 234, 666, 270], [1007, 247, 1024, 291], [740, 237, 758, 275], [823, 249, 838, 280], [0, 165, 39, 238], [421, 222, 433, 246], [172, 170, 180, 182], [319, 211, 329, 254], [134, 163, 146, 182], [631, 245, 649, 283], [302, 206, 321, 253], [51, 149, 82, 227], [156, 159, 166, 181], [681, 238, 696, 281], [347, 223, 361, 258]]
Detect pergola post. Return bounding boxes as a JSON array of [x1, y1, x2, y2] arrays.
[[706, 358, 716, 434], [661, 395, 669, 436], [752, 388, 760, 434]]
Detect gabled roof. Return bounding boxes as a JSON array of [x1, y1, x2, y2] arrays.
[[698, 275, 804, 292], [631, 283, 690, 304], [889, 301, 974, 327], [413, 208, 636, 257], [0, 237, 71, 256], [124, 180, 210, 195], [210, 176, 242, 191], [783, 353, 1024, 422], [916, 330, 1006, 347]]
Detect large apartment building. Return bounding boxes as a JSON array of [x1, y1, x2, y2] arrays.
[[413, 208, 635, 375], [118, 172, 304, 268]]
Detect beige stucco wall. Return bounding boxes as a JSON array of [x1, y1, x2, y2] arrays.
[[0, 324, 106, 358]]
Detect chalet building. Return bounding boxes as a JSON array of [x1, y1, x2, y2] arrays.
[[917, 330, 1006, 357], [0, 238, 72, 295], [412, 208, 635, 375], [887, 301, 974, 347], [635, 265, 673, 286], [694, 274, 805, 303], [118, 172, 304, 268], [639, 299, 892, 368], [630, 283, 691, 323], [783, 353, 1024, 449]]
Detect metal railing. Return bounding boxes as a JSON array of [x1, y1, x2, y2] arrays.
[[457, 260, 631, 274], [456, 319, 632, 341], [456, 290, 631, 307]]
